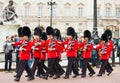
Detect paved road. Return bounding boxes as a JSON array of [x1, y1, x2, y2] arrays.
[[0, 65, 120, 83]]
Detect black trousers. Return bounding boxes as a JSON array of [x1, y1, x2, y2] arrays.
[[81, 58, 95, 75], [65, 57, 79, 77], [5, 53, 12, 71], [73, 59, 79, 74], [37, 60, 47, 75], [56, 58, 65, 75], [53, 58, 65, 76], [31, 58, 40, 76], [15, 52, 19, 73], [106, 60, 113, 72], [45, 58, 56, 77], [16, 60, 33, 80], [99, 60, 108, 74], [40, 60, 47, 71]]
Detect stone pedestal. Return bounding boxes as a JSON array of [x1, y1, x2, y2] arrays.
[[0, 25, 20, 52]]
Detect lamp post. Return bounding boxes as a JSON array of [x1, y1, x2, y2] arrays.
[[93, 0, 101, 68], [47, 0, 56, 27], [93, 0, 97, 30], [38, 16, 40, 26], [93, 0, 100, 45]]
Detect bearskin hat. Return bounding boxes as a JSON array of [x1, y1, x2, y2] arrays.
[[84, 30, 91, 39], [22, 26, 31, 38], [74, 32, 78, 40], [54, 28, 61, 38], [46, 26, 54, 35], [54, 28, 62, 40], [104, 29, 112, 40], [101, 33, 108, 42], [17, 27, 23, 37], [67, 27, 75, 37], [41, 32, 47, 40], [34, 27, 42, 37]]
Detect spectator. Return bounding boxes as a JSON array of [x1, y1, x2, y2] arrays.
[[3, 36, 13, 72]]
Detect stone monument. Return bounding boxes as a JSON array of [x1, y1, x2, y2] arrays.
[[0, 0, 22, 52]]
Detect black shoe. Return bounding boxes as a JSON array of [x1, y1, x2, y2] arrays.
[[63, 76, 69, 79], [25, 75, 29, 77], [81, 75, 86, 78], [53, 75, 60, 79], [39, 74, 46, 78], [49, 74, 54, 77], [14, 78, 19, 82], [89, 72, 95, 77], [72, 74, 80, 78], [79, 73, 83, 75], [43, 76, 48, 80], [36, 74, 40, 77], [61, 71, 65, 74], [97, 74, 102, 77], [107, 71, 112, 76], [28, 77, 34, 81], [14, 75, 17, 77], [111, 69, 113, 71]]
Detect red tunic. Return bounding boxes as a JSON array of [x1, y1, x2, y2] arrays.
[[12, 40, 24, 47], [57, 40, 64, 59], [40, 41, 47, 60], [46, 38, 58, 59], [32, 39, 44, 58], [79, 41, 93, 59], [95, 43, 111, 60], [107, 40, 114, 57], [63, 38, 78, 58], [12, 40, 24, 58], [13, 40, 32, 60]]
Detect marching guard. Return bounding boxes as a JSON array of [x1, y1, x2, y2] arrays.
[[63, 27, 79, 79], [104, 29, 114, 75], [31, 27, 44, 77], [95, 33, 111, 76], [79, 30, 95, 78], [38, 32, 48, 77], [13, 26, 34, 81], [52, 28, 65, 79], [43, 26, 59, 80]]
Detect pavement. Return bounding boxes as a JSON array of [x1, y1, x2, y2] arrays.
[[0, 65, 120, 83], [0, 52, 120, 83]]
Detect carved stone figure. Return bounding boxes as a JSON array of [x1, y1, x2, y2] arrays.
[[3, 0, 18, 21]]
